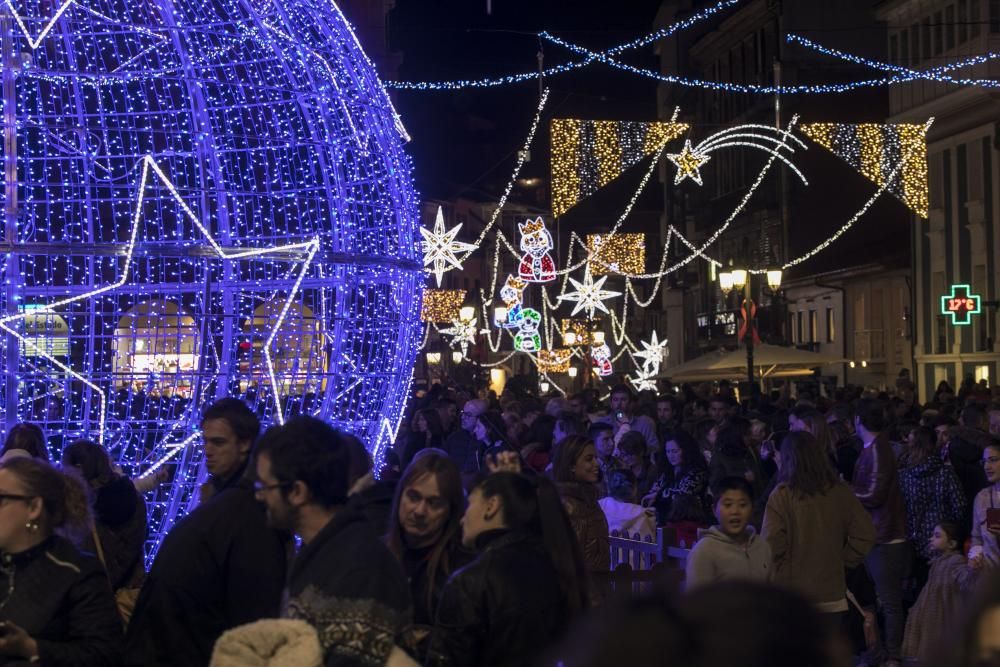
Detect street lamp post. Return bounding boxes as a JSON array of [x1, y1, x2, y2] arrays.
[[719, 267, 782, 389]]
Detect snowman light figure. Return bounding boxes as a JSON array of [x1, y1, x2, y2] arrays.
[[496, 274, 527, 329], [518, 217, 556, 283], [514, 308, 542, 352], [590, 343, 613, 377]]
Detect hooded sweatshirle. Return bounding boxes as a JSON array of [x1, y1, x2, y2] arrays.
[[685, 525, 772, 589]]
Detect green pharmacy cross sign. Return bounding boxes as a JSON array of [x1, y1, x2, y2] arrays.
[[941, 284, 982, 326]]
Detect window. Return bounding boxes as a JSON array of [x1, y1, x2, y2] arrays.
[[946, 5, 957, 48], [975, 365, 991, 384], [890, 33, 899, 64], [922, 19, 932, 60], [809, 310, 818, 343], [900, 30, 910, 66], [826, 308, 836, 343], [934, 11, 944, 54], [991, 0, 1000, 32], [972, 0, 982, 37], [789, 313, 797, 344], [911, 24, 921, 63], [797, 311, 804, 344], [959, 0, 969, 42]]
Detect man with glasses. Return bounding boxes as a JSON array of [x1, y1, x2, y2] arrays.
[[124, 398, 287, 667], [255, 416, 411, 665], [442, 399, 487, 478]]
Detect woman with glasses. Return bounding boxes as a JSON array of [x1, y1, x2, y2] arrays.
[[0, 457, 122, 665]]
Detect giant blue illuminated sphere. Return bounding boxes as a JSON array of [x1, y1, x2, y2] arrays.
[[1, 0, 421, 551]]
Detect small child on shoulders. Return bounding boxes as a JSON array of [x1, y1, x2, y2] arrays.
[[685, 476, 771, 589]]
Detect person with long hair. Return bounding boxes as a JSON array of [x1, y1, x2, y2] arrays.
[[970, 442, 1000, 570], [644, 430, 710, 526], [473, 410, 515, 472], [427, 472, 588, 666], [762, 431, 875, 625], [552, 435, 610, 577], [790, 406, 851, 480], [62, 439, 148, 624], [0, 423, 49, 462], [402, 408, 445, 467], [0, 457, 122, 664], [385, 452, 470, 658]]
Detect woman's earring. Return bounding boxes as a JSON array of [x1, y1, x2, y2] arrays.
[[25, 520, 39, 533]]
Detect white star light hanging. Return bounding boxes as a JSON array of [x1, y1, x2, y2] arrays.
[[558, 268, 621, 318], [420, 206, 477, 286], [633, 331, 669, 376], [667, 139, 711, 185], [629, 371, 658, 393], [440, 316, 478, 357]]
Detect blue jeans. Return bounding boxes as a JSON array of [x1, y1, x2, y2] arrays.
[[865, 542, 908, 661]]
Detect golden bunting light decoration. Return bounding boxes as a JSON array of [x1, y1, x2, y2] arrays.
[[537, 349, 572, 373], [421, 289, 466, 323], [799, 122, 930, 218], [550, 119, 688, 217], [587, 233, 645, 275]]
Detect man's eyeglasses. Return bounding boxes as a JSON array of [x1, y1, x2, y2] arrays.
[[253, 481, 292, 494], [460, 411, 477, 419]]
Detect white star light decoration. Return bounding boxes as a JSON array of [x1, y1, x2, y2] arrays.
[[633, 331, 669, 376], [667, 139, 711, 185], [420, 206, 477, 286], [440, 316, 478, 357], [629, 371, 658, 393], [558, 268, 621, 318], [0, 155, 320, 444]]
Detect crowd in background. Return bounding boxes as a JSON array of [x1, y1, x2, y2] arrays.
[[0, 372, 997, 666]]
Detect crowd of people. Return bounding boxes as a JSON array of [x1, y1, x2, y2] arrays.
[[0, 375, 997, 666]]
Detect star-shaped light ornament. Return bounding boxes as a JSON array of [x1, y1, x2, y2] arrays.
[[633, 331, 669, 376], [420, 206, 477, 287], [440, 316, 478, 357], [629, 371, 658, 393], [558, 268, 621, 318], [667, 139, 711, 186]]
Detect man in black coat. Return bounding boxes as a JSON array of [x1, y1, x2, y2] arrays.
[[123, 398, 288, 667], [255, 416, 412, 667]]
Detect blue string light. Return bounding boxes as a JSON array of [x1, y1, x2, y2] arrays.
[[1, 0, 422, 560]]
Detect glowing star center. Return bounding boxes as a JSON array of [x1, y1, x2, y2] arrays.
[[667, 139, 711, 185], [420, 206, 477, 287]]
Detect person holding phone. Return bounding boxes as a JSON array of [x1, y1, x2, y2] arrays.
[[970, 442, 1000, 570]]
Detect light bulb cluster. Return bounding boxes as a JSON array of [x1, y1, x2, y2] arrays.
[[1, 0, 422, 561], [550, 119, 687, 218], [535, 349, 572, 373], [587, 233, 646, 276], [421, 289, 467, 323]]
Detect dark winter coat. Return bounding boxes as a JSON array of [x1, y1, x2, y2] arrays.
[[899, 454, 967, 560], [82, 476, 148, 591], [852, 433, 907, 544], [426, 530, 570, 667], [709, 444, 764, 499], [123, 472, 288, 667], [946, 426, 993, 518], [0, 535, 122, 667], [557, 481, 610, 574], [283, 507, 412, 667], [648, 466, 710, 525]]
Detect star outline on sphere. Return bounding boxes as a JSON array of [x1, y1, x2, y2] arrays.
[[3, 0, 167, 51], [667, 138, 711, 186], [558, 268, 622, 318], [420, 206, 477, 287], [633, 331, 668, 375], [440, 316, 478, 357], [0, 155, 320, 444]]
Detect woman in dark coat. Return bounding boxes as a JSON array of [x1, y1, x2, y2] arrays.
[[428, 472, 588, 667], [0, 457, 122, 666], [644, 430, 710, 525], [63, 440, 148, 612]]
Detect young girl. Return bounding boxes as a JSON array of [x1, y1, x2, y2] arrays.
[[902, 522, 978, 663]]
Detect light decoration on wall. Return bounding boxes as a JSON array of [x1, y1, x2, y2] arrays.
[[590, 343, 614, 377], [536, 349, 572, 373], [558, 268, 622, 317], [496, 275, 527, 329], [421, 290, 467, 323], [940, 284, 982, 326], [799, 122, 929, 218], [550, 119, 688, 217], [0, 0, 423, 561], [440, 315, 479, 357], [561, 319, 600, 347], [513, 309, 543, 352], [629, 371, 658, 393], [421, 206, 477, 286], [587, 233, 645, 275], [632, 331, 669, 376]]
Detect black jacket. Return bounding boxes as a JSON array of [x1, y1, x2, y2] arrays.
[[122, 474, 287, 667], [0, 536, 122, 667], [83, 476, 148, 591], [284, 507, 412, 667], [427, 530, 570, 667]]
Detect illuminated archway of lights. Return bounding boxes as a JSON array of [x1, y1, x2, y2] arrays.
[[3, 0, 422, 561]]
